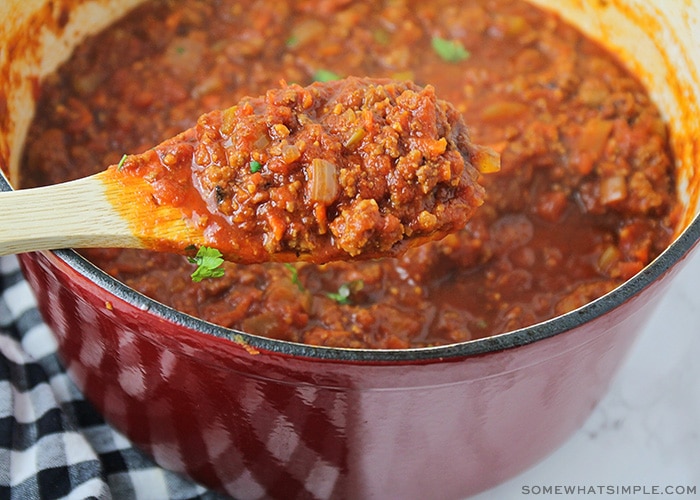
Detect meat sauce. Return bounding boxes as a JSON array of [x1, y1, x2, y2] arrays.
[[22, 0, 679, 348], [112, 77, 488, 263]]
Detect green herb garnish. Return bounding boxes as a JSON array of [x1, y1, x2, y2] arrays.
[[431, 36, 470, 63], [285, 35, 299, 48], [326, 280, 364, 305], [372, 28, 391, 45], [284, 263, 306, 292], [474, 319, 488, 330], [313, 69, 341, 82], [117, 154, 128, 171], [250, 160, 262, 173], [188, 246, 225, 282]]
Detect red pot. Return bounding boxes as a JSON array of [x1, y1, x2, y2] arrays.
[[14, 224, 700, 498], [2, 0, 700, 498]]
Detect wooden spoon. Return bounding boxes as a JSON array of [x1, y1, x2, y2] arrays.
[[0, 77, 497, 264]]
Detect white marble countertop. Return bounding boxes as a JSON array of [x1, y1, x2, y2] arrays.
[[474, 249, 700, 499]]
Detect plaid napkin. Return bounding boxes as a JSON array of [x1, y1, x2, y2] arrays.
[[0, 255, 229, 500]]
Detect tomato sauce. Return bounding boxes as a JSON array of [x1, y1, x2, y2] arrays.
[[21, 0, 678, 348]]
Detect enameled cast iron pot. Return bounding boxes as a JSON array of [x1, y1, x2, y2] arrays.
[[2, 1, 700, 498]]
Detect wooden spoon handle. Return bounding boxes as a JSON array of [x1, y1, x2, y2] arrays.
[[0, 174, 136, 256], [0, 170, 202, 256]]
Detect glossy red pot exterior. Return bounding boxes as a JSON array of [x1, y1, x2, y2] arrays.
[[17, 229, 700, 498]]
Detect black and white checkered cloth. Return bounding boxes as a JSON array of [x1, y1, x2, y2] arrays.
[[0, 255, 229, 500]]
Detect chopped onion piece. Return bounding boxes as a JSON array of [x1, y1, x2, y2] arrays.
[[309, 158, 339, 205], [344, 127, 367, 149], [472, 144, 501, 174], [600, 175, 627, 205]]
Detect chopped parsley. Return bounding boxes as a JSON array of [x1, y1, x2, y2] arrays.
[[188, 246, 225, 282], [284, 263, 306, 292], [372, 28, 391, 45], [473, 319, 489, 330], [326, 280, 364, 305], [117, 154, 128, 171], [250, 160, 262, 173], [431, 36, 470, 63], [313, 69, 341, 83], [285, 35, 299, 48]]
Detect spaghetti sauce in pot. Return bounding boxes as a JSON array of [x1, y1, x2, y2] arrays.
[[22, 0, 679, 348]]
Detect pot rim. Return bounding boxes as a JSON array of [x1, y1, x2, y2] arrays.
[[2, 170, 698, 363]]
